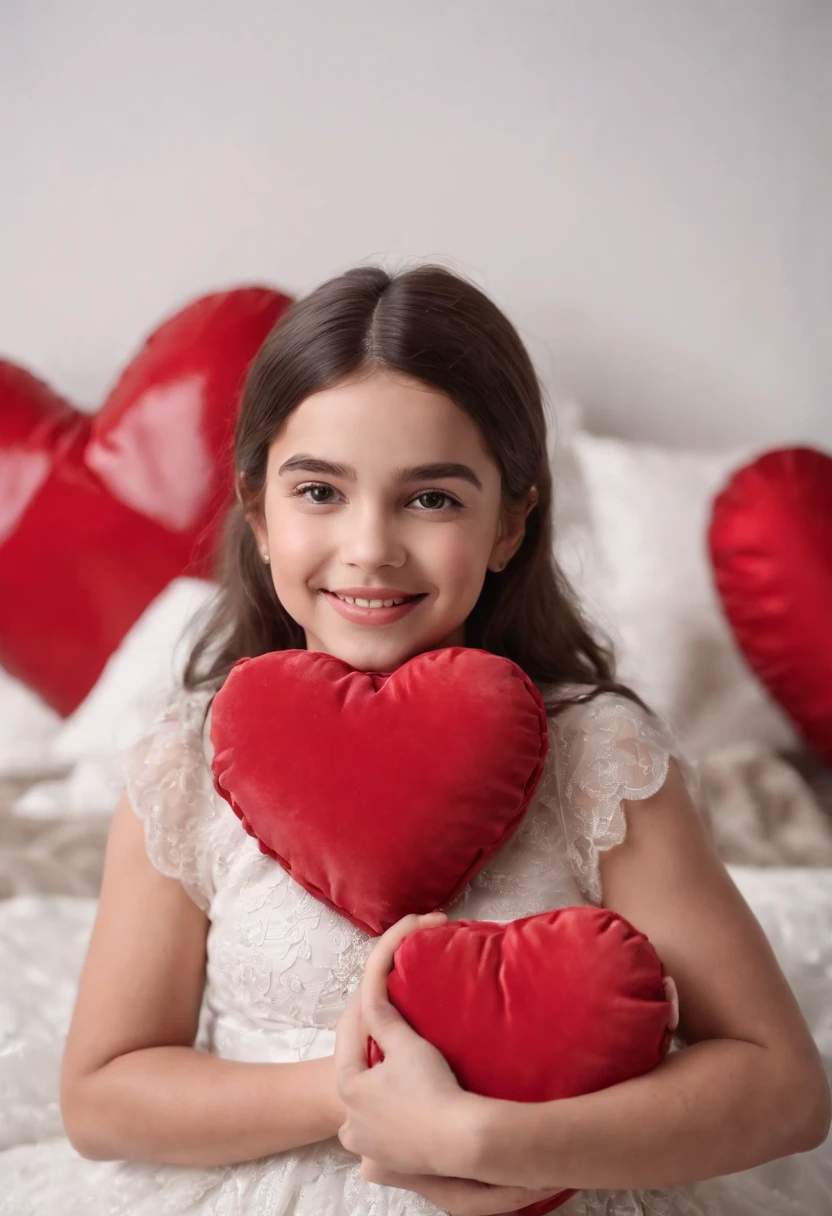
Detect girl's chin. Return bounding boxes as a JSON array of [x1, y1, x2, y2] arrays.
[[303, 631, 464, 672]]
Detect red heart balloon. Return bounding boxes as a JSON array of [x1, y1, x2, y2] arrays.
[[371, 909, 672, 1216], [210, 648, 549, 936], [0, 286, 291, 715], [709, 447, 832, 764]]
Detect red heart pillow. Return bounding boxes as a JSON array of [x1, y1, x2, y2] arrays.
[[370, 909, 672, 1216], [210, 648, 549, 936], [0, 286, 291, 715], [709, 447, 832, 765]]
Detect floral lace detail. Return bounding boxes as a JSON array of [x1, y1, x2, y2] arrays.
[[0, 1131, 447, 1216], [451, 770, 574, 922], [562, 1186, 723, 1216], [120, 685, 229, 914], [542, 692, 698, 906], [208, 855, 375, 1036]]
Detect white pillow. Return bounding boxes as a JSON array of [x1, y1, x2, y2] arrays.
[[564, 431, 798, 757], [548, 400, 606, 598], [13, 578, 218, 818], [52, 577, 218, 765], [0, 671, 62, 777]]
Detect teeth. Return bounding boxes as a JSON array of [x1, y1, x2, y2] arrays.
[[334, 594, 408, 608]]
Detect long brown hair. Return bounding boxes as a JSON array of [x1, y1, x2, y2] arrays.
[[184, 264, 638, 713]]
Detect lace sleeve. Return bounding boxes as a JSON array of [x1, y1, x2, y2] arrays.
[[547, 692, 699, 905], [119, 686, 220, 913]]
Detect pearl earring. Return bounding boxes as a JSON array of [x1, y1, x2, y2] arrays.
[[262, 550, 270, 564]]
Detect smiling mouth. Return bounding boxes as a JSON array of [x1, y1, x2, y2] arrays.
[[320, 589, 428, 620], [329, 593, 423, 608]]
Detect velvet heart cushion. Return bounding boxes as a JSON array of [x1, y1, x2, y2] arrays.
[[210, 647, 549, 936], [369, 909, 673, 1216], [0, 285, 291, 715], [709, 447, 832, 765]]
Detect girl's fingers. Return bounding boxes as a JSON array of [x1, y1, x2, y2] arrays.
[[663, 976, 680, 1032], [360, 912, 447, 1052], [336, 912, 447, 1088], [360, 1161, 559, 1216]]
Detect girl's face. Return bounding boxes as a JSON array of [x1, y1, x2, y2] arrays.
[[251, 369, 527, 672]]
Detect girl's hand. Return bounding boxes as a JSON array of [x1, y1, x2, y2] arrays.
[[361, 1160, 561, 1216], [335, 912, 473, 1178]]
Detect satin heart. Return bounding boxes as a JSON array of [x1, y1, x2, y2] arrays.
[[210, 648, 549, 936], [709, 447, 832, 764], [0, 286, 291, 714], [371, 908, 672, 1216]]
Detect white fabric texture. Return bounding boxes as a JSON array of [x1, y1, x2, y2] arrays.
[[0, 671, 61, 778], [1, 686, 830, 1215]]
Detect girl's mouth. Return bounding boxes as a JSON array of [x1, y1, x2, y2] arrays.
[[321, 589, 427, 626]]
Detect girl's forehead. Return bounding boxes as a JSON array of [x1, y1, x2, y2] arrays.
[[268, 371, 497, 473]]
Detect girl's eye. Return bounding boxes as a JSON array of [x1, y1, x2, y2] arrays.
[[297, 482, 339, 505], [410, 490, 460, 511]]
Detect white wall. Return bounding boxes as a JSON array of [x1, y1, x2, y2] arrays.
[[2, 0, 830, 449]]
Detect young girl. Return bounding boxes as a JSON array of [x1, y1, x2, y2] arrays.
[[4, 264, 830, 1216]]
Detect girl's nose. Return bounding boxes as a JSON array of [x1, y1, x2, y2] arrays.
[[340, 506, 406, 571]]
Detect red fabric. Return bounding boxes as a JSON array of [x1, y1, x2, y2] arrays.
[[0, 286, 291, 715], [708, 447, 832, 765], [369, 909, 672, 1216], [210, 648, 549, 936]]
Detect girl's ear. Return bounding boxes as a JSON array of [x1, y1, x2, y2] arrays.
[[250, 517, 268, 560], [487, 485, 538, 573]]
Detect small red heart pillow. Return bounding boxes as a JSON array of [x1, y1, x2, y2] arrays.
[[210, 648, 549, 936], [0, 286, 291, 715], [369, 909, 672, 1215], [709, 447, 832, 764]]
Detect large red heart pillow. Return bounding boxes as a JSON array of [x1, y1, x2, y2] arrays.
[[709, 447, 832, 765], [370, 909, 673, 1216], [210, 648, 549, 936], [0, 286, 291, 715]]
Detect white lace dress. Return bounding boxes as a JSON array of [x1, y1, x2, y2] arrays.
[[1, 687, 831, 1215]]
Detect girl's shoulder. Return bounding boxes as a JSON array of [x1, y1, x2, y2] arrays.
[[120, 682, 216, 786], [542, 683, 688, 772], [119, 683, 225, 912], [536, 684, 699, 904]]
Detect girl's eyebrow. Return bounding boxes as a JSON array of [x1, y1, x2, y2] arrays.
[[277, 455, 483, 490], [402, 462, 483, 490], [278, 456, 354, 479]]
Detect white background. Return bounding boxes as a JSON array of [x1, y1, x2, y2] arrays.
[[2, 0, 830, 449]]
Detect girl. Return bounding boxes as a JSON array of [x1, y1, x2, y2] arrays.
[[2, 264, 829, 1216]]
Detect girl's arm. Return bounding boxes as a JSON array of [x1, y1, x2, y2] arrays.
[[337, 763, 831, 1194], [61, 795, 343, 1166], [459, 761, 831, 1190]]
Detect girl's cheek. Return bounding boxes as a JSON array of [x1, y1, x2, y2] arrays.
[[423, 524, 492, 579], [268, 508, 325, 562]]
